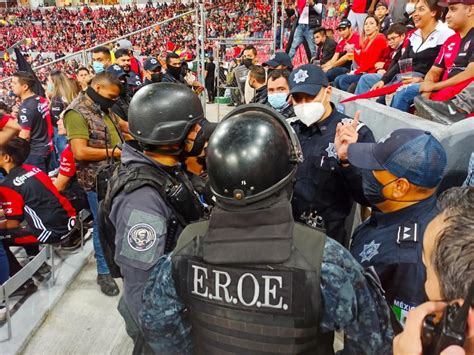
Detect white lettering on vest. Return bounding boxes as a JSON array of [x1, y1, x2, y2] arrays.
[[237, 273, 260, 307], [191, 264, 209, 298], [212, 270, 233, 302], [262, 275, 286, 310]]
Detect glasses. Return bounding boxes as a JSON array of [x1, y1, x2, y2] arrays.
[[387, 35, 400, 42]]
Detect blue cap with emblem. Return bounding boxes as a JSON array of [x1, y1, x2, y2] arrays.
[[289, 64, 328, 97], [107, 64, 127, 79], [348, 129, 447, 188], [144, 57, 162, 71], [263, 51, 293, 70]]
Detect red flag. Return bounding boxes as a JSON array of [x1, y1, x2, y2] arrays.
[[340, 83, 403, 104]]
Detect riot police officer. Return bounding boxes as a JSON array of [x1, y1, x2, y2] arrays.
[[98, 83, 205, 353], [136, 104, 393, 354], [345, 129, 447, 332]]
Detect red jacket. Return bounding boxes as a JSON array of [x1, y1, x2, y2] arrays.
[[354, 33, 388, 74]]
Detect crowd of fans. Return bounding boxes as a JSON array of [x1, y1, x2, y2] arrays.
[[0, 0, 472, 353]]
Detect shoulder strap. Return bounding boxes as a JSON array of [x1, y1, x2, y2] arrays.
[[292, 223, 326, 270], [173, 220, 209, 255]]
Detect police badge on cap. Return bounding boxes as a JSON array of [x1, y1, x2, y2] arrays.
[[128, 223, 157, 251]]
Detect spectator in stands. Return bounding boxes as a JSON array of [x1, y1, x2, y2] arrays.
[[401, 0, 418, 29], [114, 48, 142, 95], [348, 0, 377, 32], [411, 0, 473, 109], [393, 186, 474, 355], [12, 72, 53, 173], [0, 101, 11, 115], [249, 65, 268, 104], [0, 138, 76, 291], [204, 56, 216, 104], [142, 57, 163, 86], [0, 114, 21, 145], [341, 128, 447, 330], [321, 19, 361, 82], [355, 23, 407, 94], [91, 46, 112, 74], [0, 241, 9, 321], [267, 69, 296, 120], [311, 27, 337, 65], [334, 15, 388, 91], [241, 45, 259, 104], [47, 71, 80, 161], [263, 51, 293, 71], [288, 0, 324, 59], [375, 2, 393, 35], [415, 82, 473, 124], [76, 67, 91, 92], [63, 72, 124, 297], [371, 0, 454, 111]]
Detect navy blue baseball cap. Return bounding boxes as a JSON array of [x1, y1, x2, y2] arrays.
[[107, 64, 126, 79], [289, 64, 329, 96], [348, 129, 447, 188], [144, 57, 161, 71], [337, 18, 352, 29], [264, 51, 293, 70]]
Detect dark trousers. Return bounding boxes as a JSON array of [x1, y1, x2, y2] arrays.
[[25, 150, 51, 173], [118, 296, 152, 355], [3, 242, 39, 276], [205, 80, 215, 102]]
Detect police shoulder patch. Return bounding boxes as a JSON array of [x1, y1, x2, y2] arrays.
[[397, 223, 418, 244], [128, 223, 157, 251]]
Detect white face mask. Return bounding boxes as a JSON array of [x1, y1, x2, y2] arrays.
[[294, 90, 327, 127], [405, 3, 416, 15]]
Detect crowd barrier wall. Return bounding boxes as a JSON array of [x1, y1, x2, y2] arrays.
[[331, 88, 474, 191]]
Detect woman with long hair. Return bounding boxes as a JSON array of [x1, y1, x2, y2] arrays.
[[47, 71, 80, 164], [334, 15, 388, 92], [372, 0, 454, 111]]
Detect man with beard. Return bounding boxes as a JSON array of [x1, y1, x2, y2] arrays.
[[114, 48, 142, 96]]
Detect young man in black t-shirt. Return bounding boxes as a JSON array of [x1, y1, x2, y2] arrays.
[[12, 72, 53, 173]]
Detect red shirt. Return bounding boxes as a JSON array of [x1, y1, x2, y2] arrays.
[[354, 33, 388, 74], [336, 32, 361, 53], [59, 144, 76, 178], [352, 0, 369, 13]]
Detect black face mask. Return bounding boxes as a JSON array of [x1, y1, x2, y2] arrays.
[[119, 81, 128, 96], [86, 86, 116, 112], [167, 65, 182, 78], [242, 58, 253, 69], [362, 170, 389, 206], [151, 73, 162, 83]]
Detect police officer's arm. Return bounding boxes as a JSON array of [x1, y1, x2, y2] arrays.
[[319, 238, 394, 354], [0, 115, 21, 145], [335, 113, 375, 206]]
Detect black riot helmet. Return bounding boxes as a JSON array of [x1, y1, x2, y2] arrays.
[[207, 104, 303, 205], [128, 83, 204, 152]]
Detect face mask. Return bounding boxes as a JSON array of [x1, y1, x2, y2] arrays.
[[268, 93, 288, 110], [92, 61, 105, 74], [86, 86, 116, 111], [242, 58, 253, 69], [362, 170, 390, 205], [151, 73, 162, 82], [47, 82, 54, 93], [405, 3, 416, 15], [294, 90, 327, 127], [168, 65, 181, 78], [119, 81, 127, 96]]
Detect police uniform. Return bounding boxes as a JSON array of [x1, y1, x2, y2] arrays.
[[351, 195, 438, 328], [346, 129, 448, 332], [108, 143, 178, 322], [135, 104, 393, 355], [288, 65, 374, 247], [98, 83, 206, 352]]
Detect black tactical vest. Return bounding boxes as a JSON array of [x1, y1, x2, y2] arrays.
[[98, 161, 203, 278], [172, 221, 334, 355]]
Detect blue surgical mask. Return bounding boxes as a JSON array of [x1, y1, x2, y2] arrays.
[[47, 82, 54, 93], [92, 61, 105, 74], [268, 93, 289, 110]]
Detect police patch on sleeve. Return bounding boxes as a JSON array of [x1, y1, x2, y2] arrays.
[[128, 223, 157, 251], [119, 209, 166, 267]]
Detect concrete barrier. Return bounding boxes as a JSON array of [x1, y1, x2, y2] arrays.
[[331, 88, 474, 191]]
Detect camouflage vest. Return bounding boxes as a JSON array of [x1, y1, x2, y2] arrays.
[[64, 93, 120, 192]]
